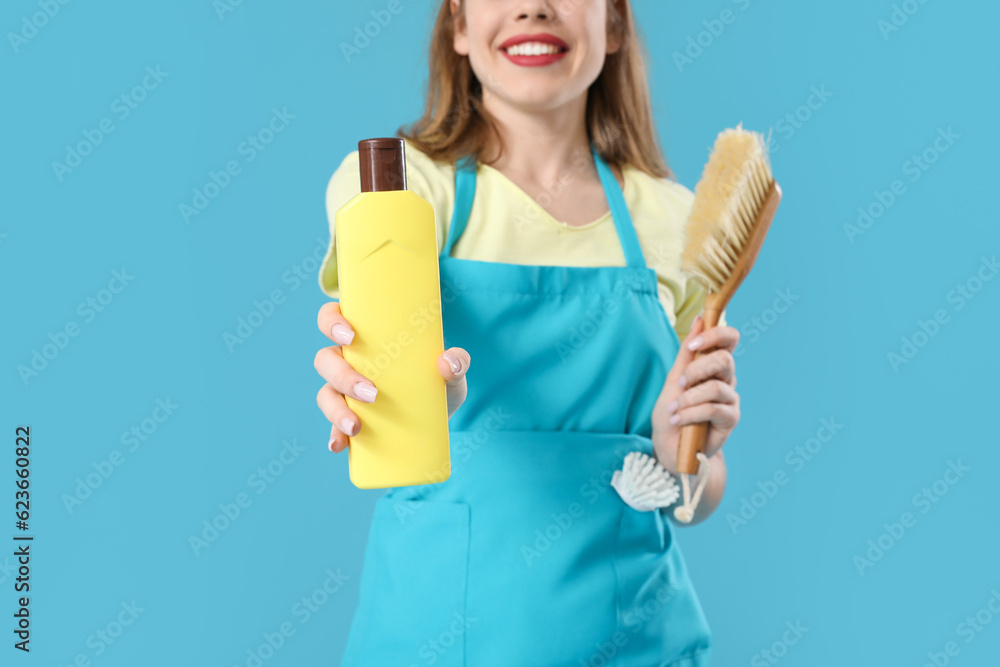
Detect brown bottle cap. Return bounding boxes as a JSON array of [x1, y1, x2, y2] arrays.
[[358, 138, 407, 192]]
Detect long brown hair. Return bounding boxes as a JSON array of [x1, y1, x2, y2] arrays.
[[398, 0, 674, 179]]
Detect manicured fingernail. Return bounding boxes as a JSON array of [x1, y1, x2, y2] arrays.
[[667, 400, 678, 413], [339, 417, 356, 437], [670, 414, 680, 425], [328, 437, 338, 451], [331, 323, 355, 345], [678, 375, 688, 389], [443, 353, 462, 374], [353, 381, 377, 403], [687, 336, 704, 351]]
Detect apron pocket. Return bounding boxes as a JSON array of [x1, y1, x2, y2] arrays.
[[342, 495, 471, 667], [612, 507, 712, 666]]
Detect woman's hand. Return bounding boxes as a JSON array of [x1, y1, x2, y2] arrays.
[[314, 301, 471, 453], [651, 315, 741, 475]]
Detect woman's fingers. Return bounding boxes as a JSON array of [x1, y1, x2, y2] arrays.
[[437, 347, 470, 419], [316, 383, 360, 453], [317, 301, 356, 345], [437, 347, 470, 382], [316, 303, 473, 449], [667, 377, 741, 458], [676, 404, 738, 459], [668, 379, 738, 417], [316, 302, 364, 454], [318, 344, 472, 453], [677, 349, 736, 389], [313, 344, 378, 403], [669, 400, 740, 440], [684, 323, 740, 353]]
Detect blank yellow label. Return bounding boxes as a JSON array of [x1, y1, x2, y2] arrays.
[[336, 190, 450, 489]]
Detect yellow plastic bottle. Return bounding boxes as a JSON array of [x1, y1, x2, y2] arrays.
[[334, 138, 450, 489]]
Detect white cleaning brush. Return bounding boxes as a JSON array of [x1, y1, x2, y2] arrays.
[[612, 451, 681, 512]]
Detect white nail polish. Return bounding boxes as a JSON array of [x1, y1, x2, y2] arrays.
[[353, 381, 377, 402], [443, 353, 462, 374], [340, 417, 356, 436], [331, 323, 355, 345]]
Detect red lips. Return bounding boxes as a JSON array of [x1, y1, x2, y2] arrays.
[[499, 33, 570, 67], [499, 33, 570, 50]]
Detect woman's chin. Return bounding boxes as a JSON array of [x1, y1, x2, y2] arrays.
[[485, 83, 585, 114]]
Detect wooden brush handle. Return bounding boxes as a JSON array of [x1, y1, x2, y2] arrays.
[[676, 297, 726, 475]]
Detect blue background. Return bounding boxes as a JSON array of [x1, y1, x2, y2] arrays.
[[4, 0, 999, 665]]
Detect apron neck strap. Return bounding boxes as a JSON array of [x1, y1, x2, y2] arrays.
[[441, 147, 647, 270], [591, 142, 646, 269], [441, 155, 477, 259]]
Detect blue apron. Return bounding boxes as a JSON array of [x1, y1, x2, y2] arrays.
[[341, 146, 712, 667]]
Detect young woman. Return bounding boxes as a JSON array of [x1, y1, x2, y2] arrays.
[[314, 1, 741, 664]]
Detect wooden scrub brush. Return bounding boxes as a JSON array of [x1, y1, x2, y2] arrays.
[[672, 124, 782, 523]]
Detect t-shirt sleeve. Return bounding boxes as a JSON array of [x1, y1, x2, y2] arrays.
[[635, 173, 728, 342], [317, 141, 453, 300], [318, 151, 360, 300], [674, 273, 728, 342]]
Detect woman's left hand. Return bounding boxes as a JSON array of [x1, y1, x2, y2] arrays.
[[651, 315, 741, 474]]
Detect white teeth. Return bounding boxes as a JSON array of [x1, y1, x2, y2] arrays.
[[505, 42, 562, 57]]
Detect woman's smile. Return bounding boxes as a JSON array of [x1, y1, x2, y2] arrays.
[[499, 32, 569, 66]]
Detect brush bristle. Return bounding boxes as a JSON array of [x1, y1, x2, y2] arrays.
[[681, 124, 774, 292]]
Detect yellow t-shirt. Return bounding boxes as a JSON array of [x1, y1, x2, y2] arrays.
[[318, 139, 724, 340]]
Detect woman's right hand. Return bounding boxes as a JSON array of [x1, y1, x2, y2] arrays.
[[315, 301, 471, 453]]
